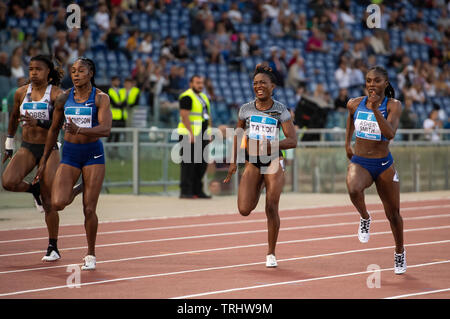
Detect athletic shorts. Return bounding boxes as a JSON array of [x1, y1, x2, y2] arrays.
[[61, 140, 105, 169], [351, 152, 393, 181], [21, 141, 58, 165], [245, 150, 284, 171]]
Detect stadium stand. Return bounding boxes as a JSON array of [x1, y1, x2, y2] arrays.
[[0, 0, 449, 133]]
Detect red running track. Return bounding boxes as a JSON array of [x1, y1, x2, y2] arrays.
[[0, 199, 449, 299]]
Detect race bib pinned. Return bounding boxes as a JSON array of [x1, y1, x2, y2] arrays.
[[355, 111, 381, 141], [64, 106, 92, 128], [248, 115, 278, 141], [21, 102, 49, 120]]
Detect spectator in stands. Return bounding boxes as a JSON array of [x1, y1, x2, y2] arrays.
[[296, 12, 309, 40], [405, 79, 426, 103], [37, 14, 57, 44], [165, 65, 186, 101], [388, 46, 407, 72], [334, 19, 353, 42], [227, 2, 243, 24], [5, 76, 27, 114], [0, 52, 11, 77], [108, 76, 126, 144], [399, 98, 418, 140], [369, 29, 390, 55], [172, 35, 191, 61], [349, 59, 365, 92], [334, 88, 349, 112], [404, 21, 426, 44], [286, 57, 307, 90], [94, 3, 110, 32], [248, 33, 262, 56], [54, 7, 68, 32], [306, 28, 328, 53], [350, 41, 367, 62], [160, 36, 175, 60], [10, 55, 25, 79], [139, 33, 153, 54], [335, 59, 352, 89], [216, 22, 232, 62], [423, 109, 442, 141], [268, 47, 286, 87], [4, 28, 23, 56], [125, 29, 140, 57], [435, 71, 449, 96], [263, 0, 280, 23], [269, 12, 285, 38]]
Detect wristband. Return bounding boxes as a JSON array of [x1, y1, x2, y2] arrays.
[[5, 137, 14, 150]]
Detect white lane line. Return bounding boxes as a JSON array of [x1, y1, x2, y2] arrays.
[[2, 204, 449, 245], [1, 240, 449, 297], [1, 225, 449, 275], [1, 200, 448, 232], [172, 260, 450, 299], [1, 213, 449, 258], [385, 288, 450, 299]]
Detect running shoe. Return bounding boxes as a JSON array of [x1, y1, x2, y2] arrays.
[[81, 255, 96, 270], [41, 246, 61, 262], [266, 254, 277, 268], [30, 182, 44, 213], [358, 213, 371, 243], [394, 249, 407, 275]]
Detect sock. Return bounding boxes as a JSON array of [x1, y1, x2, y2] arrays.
[[26, 182, 40, 194], [49, 238, 58, 250]]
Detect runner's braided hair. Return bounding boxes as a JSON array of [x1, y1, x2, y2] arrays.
[[368, 66, 395, 99], [76, 57, 97, 87], [30, 55, 64, 86], [253, 63, 277, 84]]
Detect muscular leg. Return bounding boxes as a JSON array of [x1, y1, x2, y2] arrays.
[[346, 163, 373, 220], [41, 149, 60, 240], [237, 162, 264, 216], [375, 165, 404, 254], [1, 148, 36, 192], [51, 164, 81, 211], [263, 158, 284, 256], [81, 164, 105, 256]]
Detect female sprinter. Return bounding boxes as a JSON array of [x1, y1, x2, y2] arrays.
[[2, 55, 81, 262], [35, 57, 111, 270], [224, 64, 297, 267], [345, 66, 406, 274]]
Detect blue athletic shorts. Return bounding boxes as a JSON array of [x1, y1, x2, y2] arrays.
[[61, 140, 105, 169], [350, 152, 393, 181]]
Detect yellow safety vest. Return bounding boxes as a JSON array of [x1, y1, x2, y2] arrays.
[[177, 89, 211, 136], [108, 87, 140, 121]]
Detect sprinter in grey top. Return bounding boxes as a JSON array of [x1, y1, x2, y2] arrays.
[[224, 63, 297, 268]]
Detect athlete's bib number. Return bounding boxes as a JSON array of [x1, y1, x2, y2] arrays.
[[355, 111, 381, 141], [65, 106, 92, 128], [248, 115, 278, 141], [21, 102, 49, 120]]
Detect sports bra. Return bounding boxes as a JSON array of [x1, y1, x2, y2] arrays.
[[63, 87, 99, 128], [19, 84, 53, 122], [354, 96, 389, 141]]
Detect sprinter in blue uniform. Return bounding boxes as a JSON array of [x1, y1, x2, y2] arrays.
[[2, 55, 83, 262], [35, 57, 112, 270], [345, 66, 406, 274]]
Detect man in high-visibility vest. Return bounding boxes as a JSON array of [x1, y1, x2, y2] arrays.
[[178, 75, 212, 199]]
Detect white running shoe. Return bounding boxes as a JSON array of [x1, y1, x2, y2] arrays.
[[41, 248, 61, 262], [81, 255, 96, 270], [394, 249, 407, 275], [266, 254, 277, 268], [358, 213, 371, 243]]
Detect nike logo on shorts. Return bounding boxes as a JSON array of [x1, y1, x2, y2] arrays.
[[94, 154, 103, 159], [381, 161, 390, 166]]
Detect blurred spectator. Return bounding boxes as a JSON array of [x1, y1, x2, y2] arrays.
[[138, 33, 153, 54], [125, 30, 140, 56], [172, 35, 191, 61], [215, 22, 232, 62], [388, 46, 406, 71], [286, 57, 307, 90], [296, 13, 309, 40], [160, 36, 175, 60], [248, 33, 262, 56], [263, 0, 280, 22], [334, 19, 353, 42], [94, 3, 110, 32], [334, 88, 349, 112], [369, 30, 390, 55], [269, 12, 285, 38], [404, 22, 425, 44], [350, 41, 367, 62], [54, 7, 68, 32], [0, 52, 11, 77], [349, 59, 365, 91], [108, 76, 127, 144], [227, 2, 243, 24], [405, 79, 426, 103], [268, 47, 286, 87], [335, 60, 352, 89], [37, 15, 57, 43], [399, 98, 418, 140], [165, 65, 187, 101], [10, 55, 25, 79], [5, 77, 27, 113], [306, 28, 328, 53], [4, 28, 23, 56], [423, 109, 442, 141]]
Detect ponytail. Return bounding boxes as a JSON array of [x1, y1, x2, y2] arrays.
[[385, 82, 395, 99]]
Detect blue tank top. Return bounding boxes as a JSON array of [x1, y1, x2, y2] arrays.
[[353, 96, 389, 141], [64, 87, 99, 128]]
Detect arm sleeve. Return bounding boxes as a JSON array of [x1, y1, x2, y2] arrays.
[[280, 107, 292, 123], [179, 95, 192, 110], [238, 105, 246, 121]]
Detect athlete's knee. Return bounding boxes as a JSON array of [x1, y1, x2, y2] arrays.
[[1, 175, 18, 191], [265, 203, 280, 221], [83, 207, 97, 219], [238, 203, 252, 216], [347, 183, 364, 198], [386, 208, 401, 224], [51, 197, 69, 211]]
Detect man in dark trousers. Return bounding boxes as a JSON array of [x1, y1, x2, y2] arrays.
[[177, 75, 212, 199]]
